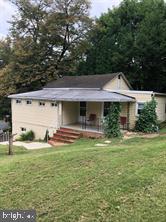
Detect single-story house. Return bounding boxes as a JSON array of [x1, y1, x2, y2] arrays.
[[9, 73, 166, 140]]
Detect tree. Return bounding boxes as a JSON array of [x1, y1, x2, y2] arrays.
[[103, 103, 122, 138], [78, 0, 166, 92], [0, 0, 92, 119], [135, 98, 158, 133], [0, 38, 13, 119], [8, 0, 92, 85]]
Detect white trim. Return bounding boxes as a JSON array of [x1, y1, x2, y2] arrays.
[[50, 102, 58, 107], [39, 101, 46, 106], [20, 127, 26, 132], [101, 102, 104, 118], [16, 99, 22, 104], [105, 89, 154, 95], [26, 100, 32, 105], [58, 101, 62, 127], [136, 101, 146, 116]]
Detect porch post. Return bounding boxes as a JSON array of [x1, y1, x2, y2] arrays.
[[127, 102, 130, 130], [58, 101, 63, 128]]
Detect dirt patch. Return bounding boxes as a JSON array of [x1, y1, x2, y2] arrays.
[[123, 131, 159, 140]]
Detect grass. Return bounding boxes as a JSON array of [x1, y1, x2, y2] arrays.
[[159, 122, 166, 133], [0, 137, 166, 222], [160, 127, 166, 133]]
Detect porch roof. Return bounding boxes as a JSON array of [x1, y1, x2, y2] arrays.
[[8, 89, 135, 102]]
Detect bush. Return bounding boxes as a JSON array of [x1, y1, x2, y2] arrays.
[[135, 98, 158, 133], [20, 130, 35, 141], [103, 103, 122, 138]]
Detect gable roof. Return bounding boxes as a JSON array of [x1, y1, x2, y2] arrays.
[[45, 73, 126, 89]]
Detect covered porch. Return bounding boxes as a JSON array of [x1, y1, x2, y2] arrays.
[[60, 101, 133, 133]]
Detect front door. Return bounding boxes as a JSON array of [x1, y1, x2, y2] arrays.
[[79, 102, 87, 122]]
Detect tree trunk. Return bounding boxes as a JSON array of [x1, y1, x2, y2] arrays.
[[8, 133, 13, 155]]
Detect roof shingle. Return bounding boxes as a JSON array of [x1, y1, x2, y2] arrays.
[[45, 73, 121, 89]]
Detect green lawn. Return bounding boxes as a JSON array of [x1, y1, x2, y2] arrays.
[[160, 127, 166, 133], [159, 122, 166, 133], [0, 137, 166, 222]]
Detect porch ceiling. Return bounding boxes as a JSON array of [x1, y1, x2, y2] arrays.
[[9, 89, 135, 102]]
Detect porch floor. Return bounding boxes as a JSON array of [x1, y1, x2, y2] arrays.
[[62, 123, 104, 134]]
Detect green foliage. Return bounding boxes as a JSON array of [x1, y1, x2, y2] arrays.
[[78, 0, 166, 92], [135, 98, 158, 133], [0, 0, 92, 119], [19, 130, 35, 141], [103, 103, 122, 138], [1, 137, 166, 221]]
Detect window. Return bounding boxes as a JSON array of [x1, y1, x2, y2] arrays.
[[80, 102, 86, 116], [51, 102, 57, 107], [137, 102, 145, 115], [16, 99, 21, 104], [39, 101, 45, 106], [104, 102, 111, 116], [26, 100, 32, 105], [21, 127, 26, 132]]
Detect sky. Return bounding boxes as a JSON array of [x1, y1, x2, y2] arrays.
[[0, 0, 122, 39]]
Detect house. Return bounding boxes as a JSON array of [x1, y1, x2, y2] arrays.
[[0, 120, 9, 134], [9, 73, 166, 141]]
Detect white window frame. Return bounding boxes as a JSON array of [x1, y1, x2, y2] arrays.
[[136, 102, 145, 116], [39, 101, 45, 106], [16, 99, 22, 104], [51, 102, 57, 107], [26, 100, 32, 105], [21, 127, 26, 132]]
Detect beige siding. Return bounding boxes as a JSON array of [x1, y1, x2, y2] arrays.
[[12, 99, 59, 139], [155, 95, 166, 122], [12, 92, 165, 138], [128, 103, 137, 129], [87, 102, 102, 118], [122, 92, 152, 102], [62, 102, 79, 125], [118, 92, 152, 129], [103, 76, 130, 91], [121, 103, 128, 117], [119, 92, 166, 127], [120, 103, 136, 129]]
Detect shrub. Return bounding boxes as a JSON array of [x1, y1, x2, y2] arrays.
[[135, 98, 158, 133], [103, 103, 122, 138], [20, 130, 35, 141]]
